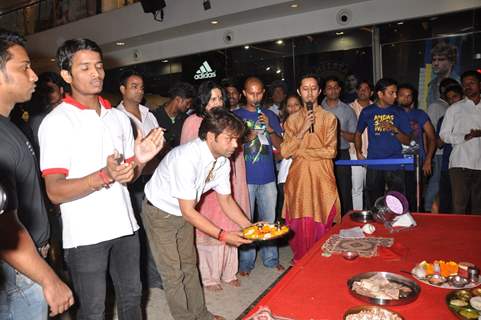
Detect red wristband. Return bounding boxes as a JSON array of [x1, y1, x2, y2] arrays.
[[219, 230, 227, 242], [98, 169, 112, 189]]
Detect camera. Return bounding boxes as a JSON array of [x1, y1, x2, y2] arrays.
[[223, 31, 234, 44], [336, 9, 352, 26]]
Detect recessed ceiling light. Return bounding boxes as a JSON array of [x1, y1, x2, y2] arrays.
[[50, 58, 56, 62], [266, 66, 271, 71], [397, 21, 404, 25], [276, 69, 281, 74], [276, 39, 284, 45], [116, 42, 126, 46], [336, 31, 344, 36], [210, 20, 219, 25], [281, 78, 285, 81], [162, 59, 169, 63], [244, 45, 250, 49], [290, 3, 299, 8]]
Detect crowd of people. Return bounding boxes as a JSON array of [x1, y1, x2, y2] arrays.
[[1, 27, 481, 320]]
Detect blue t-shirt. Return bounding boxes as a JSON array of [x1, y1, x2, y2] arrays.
[[233, 107, 282, 184], [356, 103, 411, 170], [399, 107, 430, 170]]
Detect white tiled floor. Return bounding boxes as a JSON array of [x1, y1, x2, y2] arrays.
[[60, 245, 292, 320]]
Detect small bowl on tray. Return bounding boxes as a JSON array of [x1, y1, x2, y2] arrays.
[[350, 210, 374, 223]]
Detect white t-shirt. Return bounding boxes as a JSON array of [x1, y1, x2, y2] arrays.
[[269, 104, 281, 117], [277, 158, 292, 184], [39, 96, 139, 248], [117, 102, 159, 137], [145, 138, 231, 216], [439, 97, 481, 170]]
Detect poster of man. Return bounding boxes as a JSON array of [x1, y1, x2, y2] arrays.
[[426, 42, 460, 106]]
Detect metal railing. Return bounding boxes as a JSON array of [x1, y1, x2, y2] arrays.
[[0, 0, 138, 36]]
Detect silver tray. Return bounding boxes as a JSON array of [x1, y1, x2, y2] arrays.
[[344, 305, 405, 320], [347, 272, 420, 306], [350, 210, 374, 223]]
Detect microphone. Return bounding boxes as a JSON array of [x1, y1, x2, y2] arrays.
[[306, 101, 314, 133]]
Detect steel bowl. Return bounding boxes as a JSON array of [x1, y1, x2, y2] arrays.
[[343, 251, 359, 260], [427, 274, 448, 286], [350, 210, 374, 223], [347, 271, 420, 306], [448, 275, 470, 288]]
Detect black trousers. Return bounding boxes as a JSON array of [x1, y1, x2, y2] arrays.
[[335, 149, 353, 216], [366, 169, 406, 209], [439, 170, 452, 213], [64, 233, 142, 320], [449, 167, 481, 214]]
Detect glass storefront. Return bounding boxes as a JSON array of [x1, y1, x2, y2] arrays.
[[102, 8, 480, 109]]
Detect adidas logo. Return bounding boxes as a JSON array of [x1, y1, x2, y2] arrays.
[[194, 61, 216, 80]]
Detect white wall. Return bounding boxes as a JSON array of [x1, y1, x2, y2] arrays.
[[27, 0, 481, 71]]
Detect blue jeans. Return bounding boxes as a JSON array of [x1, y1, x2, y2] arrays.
[[64, 233, 142, 320], [239, 182, 279, 273], [424, 154, 442, 211], [0, 261, 48, 320]]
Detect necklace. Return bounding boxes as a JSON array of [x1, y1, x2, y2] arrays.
[[205, 159, 217, 183]]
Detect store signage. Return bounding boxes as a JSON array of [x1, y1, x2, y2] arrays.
[[194, 61, 216, 80]]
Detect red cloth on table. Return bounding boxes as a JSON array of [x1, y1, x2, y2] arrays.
[[244, 213, 481, 320]]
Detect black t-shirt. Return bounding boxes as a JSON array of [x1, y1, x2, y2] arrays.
[[0, 115, 49, 246], [153, 105, 188, 149], [0, 174, 17, 214]]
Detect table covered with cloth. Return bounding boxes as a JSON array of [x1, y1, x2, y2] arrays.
[[243, 213, 481, 319]]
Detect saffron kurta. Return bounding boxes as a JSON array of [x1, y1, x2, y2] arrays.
[[281, 106, 341, 224]]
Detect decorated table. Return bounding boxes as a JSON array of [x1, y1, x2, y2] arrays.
[[243, 213, 481, 319]]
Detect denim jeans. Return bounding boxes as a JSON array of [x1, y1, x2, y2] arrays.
[[239, 182, 279, 273], [64, 233, 142, 320], [424, 154, 442, 211], [0, 261, 48, 320]]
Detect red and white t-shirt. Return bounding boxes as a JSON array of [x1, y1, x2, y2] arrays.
[[39, 96, 139, 248]]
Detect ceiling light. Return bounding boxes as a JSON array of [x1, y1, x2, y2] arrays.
[[336, 32, 344, 36], [210, 20, 219, 25], [290, 3, 299, 8], [281, 78, 285, 81], [162, 59, 169, 63], [266, 66, 271, 71], [276, 69, 281, 74], [276, 39, 284, 45], [50, 58, 56, 62], [116, 42, 126, 46], [397, 21, 404, 25], [244, 45, 250, 49]]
